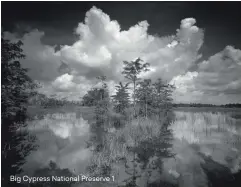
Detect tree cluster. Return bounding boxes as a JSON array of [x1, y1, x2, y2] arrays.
[[136, 78, 174, 119], [82, 88, 107, 107], [111, 82, 130, 115], [1, 38, 38, 186], [84, 58, 175, 187]]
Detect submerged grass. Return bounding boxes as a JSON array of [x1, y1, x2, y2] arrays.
[[93, 117, 162, 162], [24, 107, 241, 187], [172, 111, 240, 144], [88, 110, 241, 186], [88, 115, 174, 187]]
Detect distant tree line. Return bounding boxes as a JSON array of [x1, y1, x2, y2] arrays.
[[28, 93, 82, 108], [173, 103, 241, 108]]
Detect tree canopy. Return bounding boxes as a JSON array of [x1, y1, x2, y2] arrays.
[[1, 37, 38, 186]]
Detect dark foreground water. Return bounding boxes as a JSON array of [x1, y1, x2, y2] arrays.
[[18, 110, 241, 187]]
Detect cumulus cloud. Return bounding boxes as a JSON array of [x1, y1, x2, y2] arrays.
[[3, 6, 241, 103], [39, 75, 93, 100], [52, 74, 76, 92], [171, 46, 241, 104], [196, 46, 241, 94]]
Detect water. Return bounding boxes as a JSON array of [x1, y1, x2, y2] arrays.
[[165, 111, 241, 187], [23, 113, 92, 176], [22, 111, 241, 187]]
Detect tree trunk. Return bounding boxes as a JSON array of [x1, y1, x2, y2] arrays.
[[145, 99, 147, 119], [133, 79, 136, 117]]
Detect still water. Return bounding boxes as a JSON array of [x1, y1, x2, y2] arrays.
[[22, 111, 241, 187]]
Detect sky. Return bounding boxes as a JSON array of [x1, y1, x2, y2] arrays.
[[2, 1, 241, 104]]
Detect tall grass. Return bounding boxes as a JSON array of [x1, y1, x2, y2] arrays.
[[88, 115, 174, 186], [88, 110, 241, 187], [91, 117, 161, 163], [163, 111, 241, 187], [24, 109, 241, 187], [172, 111, 240, 144]]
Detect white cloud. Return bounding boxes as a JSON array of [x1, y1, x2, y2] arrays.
[[170, 72, 199, 94], [58, 6, 204, 83], [195, 46, 241, 94], [52, 74, 76, 92], [4, 6, 241, 103], [170, 46, 241, 104], [39, 75, 93, 100]]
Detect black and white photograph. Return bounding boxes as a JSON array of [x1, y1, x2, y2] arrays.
[[1, 1, 241, 187]]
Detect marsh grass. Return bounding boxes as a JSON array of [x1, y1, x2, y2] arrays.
[[24, 108, 241, 187], [171, 111, 240, 144], [88, 110, 241, 186], [88, 115, 174, 186]]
